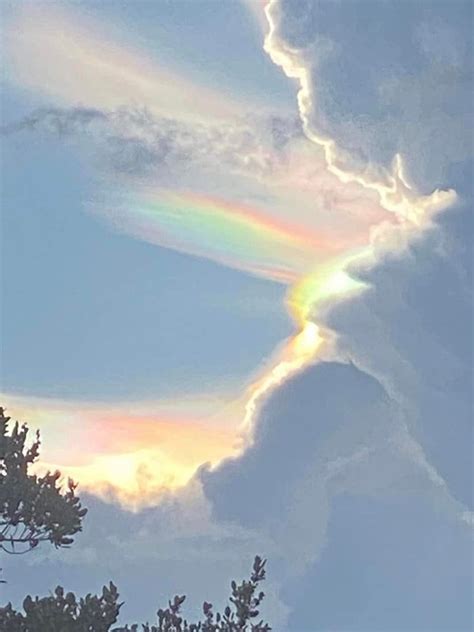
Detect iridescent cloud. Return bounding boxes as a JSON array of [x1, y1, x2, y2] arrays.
[[3, 4, 260, 123], [1, 393, 244, 508], [111, 188, 344, 284], [2, 1, 457, 507]]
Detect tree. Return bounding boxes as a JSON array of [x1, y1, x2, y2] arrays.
[[0, 583, 121, 632], [0, 407, 87, 554]]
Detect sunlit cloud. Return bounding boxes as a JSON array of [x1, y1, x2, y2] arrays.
[[1, 393, 244, 508]]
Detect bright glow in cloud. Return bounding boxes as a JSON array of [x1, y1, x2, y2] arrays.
[[1, 394, 243, 509], [241, 252, 369, 439]]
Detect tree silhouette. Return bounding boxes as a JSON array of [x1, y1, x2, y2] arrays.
[[0, 407, 87, 554], [0, 583, 121, 631]]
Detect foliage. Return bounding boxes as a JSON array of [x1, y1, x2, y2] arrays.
[[116, 556, 270, 632], [0, 407, 87, 554], [0, 557, 271, 632], [0, 583, 121, 631]]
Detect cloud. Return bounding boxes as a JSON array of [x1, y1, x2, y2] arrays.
[[283, 492, 473, 630], [1, 393, 244, 508], [321, 200, 473, 509], [194, 197, 472, 627], [202, 358, 467, 557], [198, 356, 472, 630], [3, 4, 254, 124], [1, 105, 301, 179], [263, 0, 473, 191]]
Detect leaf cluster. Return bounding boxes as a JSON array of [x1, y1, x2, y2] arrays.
[[0, 407, 87, 554], [0, 583, 121, 631], [116, 556, 271, 632]]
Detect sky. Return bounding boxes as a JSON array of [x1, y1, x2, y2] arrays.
[[0, 1, 472, 630]]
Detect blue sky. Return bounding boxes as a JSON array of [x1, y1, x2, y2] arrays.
[[1, 130, 291, 399], [0, 1, 294, 400], [1, 1, 472, 630]]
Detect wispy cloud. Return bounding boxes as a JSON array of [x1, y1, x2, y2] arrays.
[[3, 5, 253, 124]]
